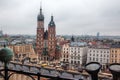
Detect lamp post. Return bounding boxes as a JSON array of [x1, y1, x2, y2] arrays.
[[85, 62, 101, 80], [109, 63, 120, 80], [0, 46, 14, 80]]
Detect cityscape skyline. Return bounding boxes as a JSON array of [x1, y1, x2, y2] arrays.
[[0, 0, 120, 36]]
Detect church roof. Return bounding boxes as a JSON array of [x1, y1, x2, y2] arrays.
[[37, 8, 44, 21], [48, 15, 55, 27], [70, 42, 87, 47], [44, 30, 48, 40]]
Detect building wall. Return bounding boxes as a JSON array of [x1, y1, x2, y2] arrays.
[[36, 21, 44, 55], [110, 48, 120, 63], [87, 48, 110, 67], [48, 26, 56, 58], [69, 46, 88, 66], [8, 44, 35, 61], [60, 42, 88, 66], [61, 43, 69, 62]]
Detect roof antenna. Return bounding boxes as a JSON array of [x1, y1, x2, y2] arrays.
[[40, 0, 42, 9], [51, 13, 53, 21], [40, 0, 42, 14]]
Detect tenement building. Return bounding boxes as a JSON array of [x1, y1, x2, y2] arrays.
[[36, 7, 56, 61], [69, 42, 88, 66], [110, 44, 120, 63], [61, 43, 70, 63], [87, 47, 110, 70]]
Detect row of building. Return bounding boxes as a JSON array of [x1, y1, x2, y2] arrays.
[[60, 39, 120, 70]]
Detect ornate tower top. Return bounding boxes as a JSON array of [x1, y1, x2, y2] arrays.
[[37, 6, 44, 21], [48, 15, 55, 27]]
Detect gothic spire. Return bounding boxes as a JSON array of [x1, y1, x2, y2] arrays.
[[48, 15, 55, 27], [37, 3, 44, 21]]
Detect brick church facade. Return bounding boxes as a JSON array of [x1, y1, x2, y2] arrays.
[[36, 7, 57, 61]]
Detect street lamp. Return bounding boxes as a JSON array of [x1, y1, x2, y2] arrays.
[[85, 62, 101, 80], [109, 63, 120, 80], [0, 46, 14, 80]]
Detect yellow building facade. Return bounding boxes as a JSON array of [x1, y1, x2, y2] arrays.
[[110, 46, 120, 63]]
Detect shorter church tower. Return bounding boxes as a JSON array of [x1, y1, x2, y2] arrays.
[[48, 16, 56, 60]]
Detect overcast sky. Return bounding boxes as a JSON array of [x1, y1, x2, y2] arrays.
[[0, 0, 120, 36]]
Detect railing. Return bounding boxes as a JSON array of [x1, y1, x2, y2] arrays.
[[0, 62, 84, 80], [0, 61, 118, 80], [0, 68, 82, 80]]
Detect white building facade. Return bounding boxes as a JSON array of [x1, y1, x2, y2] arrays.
[[61, 43, 70, 63], [69, 42, 88, 66], [87, 48, 110, 69]]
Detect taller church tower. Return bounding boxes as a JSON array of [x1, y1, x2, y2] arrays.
[[36, 7, 44, 55]]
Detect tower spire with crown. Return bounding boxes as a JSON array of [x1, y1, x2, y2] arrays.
[[48, 15, 55, 27], [37, 1, 44, 21], [40, 1, 42, 14]]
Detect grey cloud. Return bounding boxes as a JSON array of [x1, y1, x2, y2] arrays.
[[0, 0, 120, 36]]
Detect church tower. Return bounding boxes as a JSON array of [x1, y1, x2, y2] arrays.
[[36, 7, 44, 55], [36, 6, 57, 61], [48, 15, 56, 59]]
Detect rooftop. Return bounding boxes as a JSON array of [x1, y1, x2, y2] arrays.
[[70, 42, 87, 47]]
